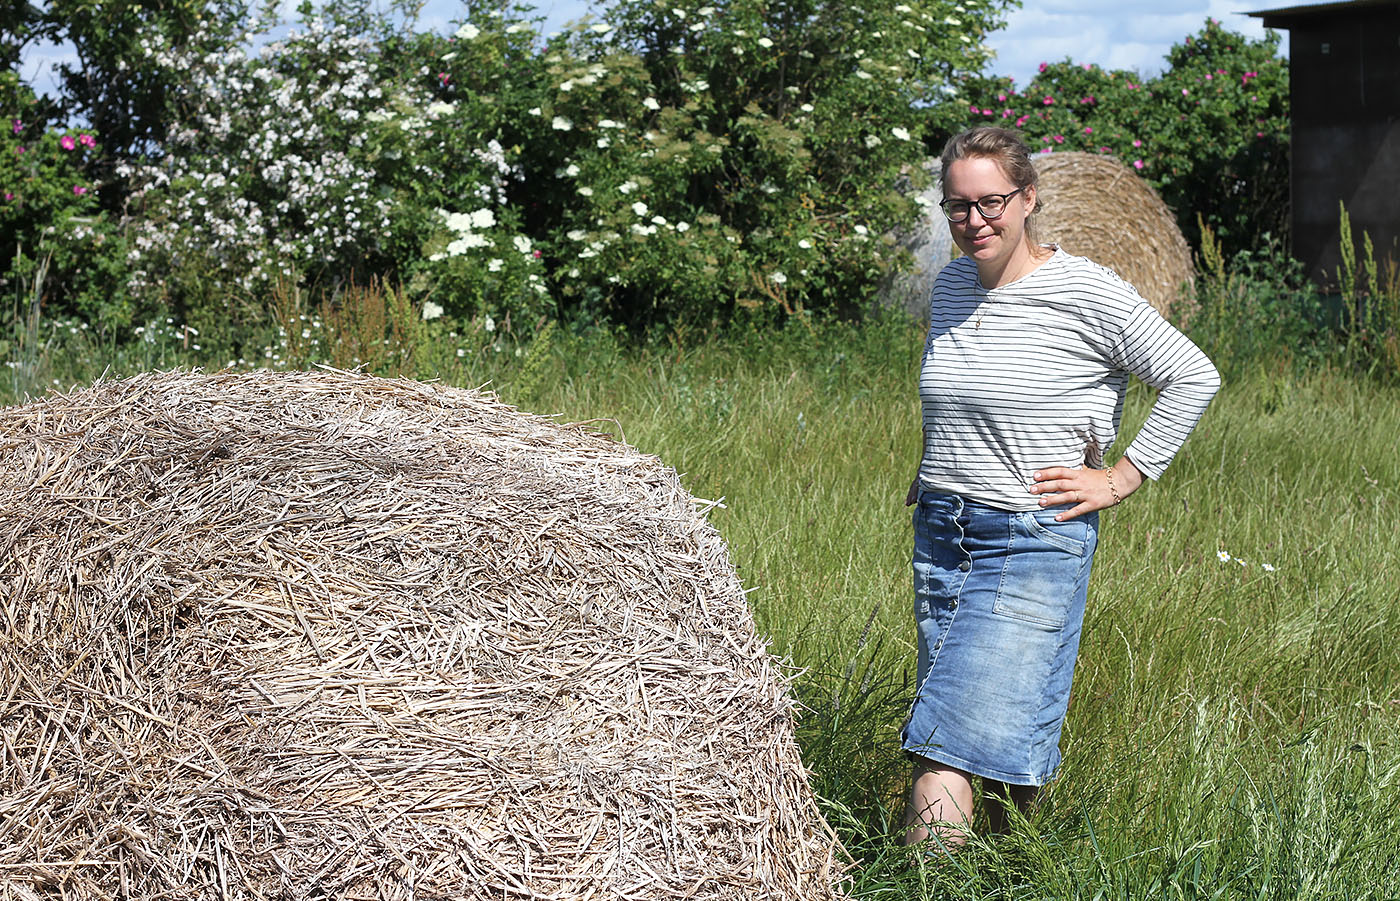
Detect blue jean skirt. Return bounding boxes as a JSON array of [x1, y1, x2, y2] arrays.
[[901, 490, 1099, 787]]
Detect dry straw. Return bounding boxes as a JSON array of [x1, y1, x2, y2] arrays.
[[0, 369, 846, 900], [1033, 152, 1196, 320]]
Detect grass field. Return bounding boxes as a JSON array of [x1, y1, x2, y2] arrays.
[[504, 320, 1400, 899], [6, 314, 1399, 898]]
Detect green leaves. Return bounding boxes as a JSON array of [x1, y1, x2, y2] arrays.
[[952, 18, 1289, 258]]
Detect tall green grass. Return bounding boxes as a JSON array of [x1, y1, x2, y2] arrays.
[[512, 320, 1400, 899], [4, 311, 1398, 897]]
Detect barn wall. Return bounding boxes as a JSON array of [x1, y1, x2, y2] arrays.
[[1278, 6, 1400, 286]]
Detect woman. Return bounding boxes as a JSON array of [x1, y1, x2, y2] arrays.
[[902, 126, 1219, 846]]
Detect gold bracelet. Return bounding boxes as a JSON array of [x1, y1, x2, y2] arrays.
[[1105, 465, 1122, 506]]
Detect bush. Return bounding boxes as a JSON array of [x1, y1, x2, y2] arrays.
[[1, 74, 129, 333], [427, 0, 1018, 333], [949, 19, 1289, 258]]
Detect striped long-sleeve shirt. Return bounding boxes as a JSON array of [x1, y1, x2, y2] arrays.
[[917, 247, 1220, 512]]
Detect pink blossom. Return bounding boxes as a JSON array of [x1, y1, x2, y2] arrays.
[[1083, 126, 1093, 135], [1127, 82, 1138, 90], [982, 108, 994, 116], [1002, 109, 1012, 118], [997, 93, 1007, 102], [10, 120, 20, 135], [59, 135, 76, 150], [1099, 146, 1110, 152], [1038, 62, 1048, 73], [1132, 139, 1142, 147], [1053, 135, 1064, 144], [72, 185, 87, 195], [1043, 96, 1054, 105], [1039, 147, 1052, 154], [15, 146, 23, 154], [3, 192, 12, 201], [78, 134, 96, 148], [1133, 160, 1144, 170], [1082, 62, 1091, 71], [1205, 73, 1213, 80], [1015, 115, 1029, 127], [1256, 131, 1264, 138], [533, 249, 542, 258], [969, 104, 979, 112], [1181, 88, 1189, 96]]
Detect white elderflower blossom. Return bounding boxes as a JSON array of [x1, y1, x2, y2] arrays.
[[770, 271, 787, 284], [643, 97, 660, 110], [513, 235, 533, 254], [578, 186, 594, 196], [421, 301, 444, 321], [427, 101, 455, 117], [619, 180, 638, 194], [564, 164, 580, 176], [865, 134, 882, 148], [892, 126, 911, 141], [798, 239, 812, 249], [488, 258, 503, 271], [552, 116, 573, 131], [455, 23, 480, 40], [631, 201, 648, 216], [758, 37, 773, 48], [471, 209, 496, 229]]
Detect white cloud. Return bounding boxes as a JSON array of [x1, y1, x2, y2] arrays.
[[985, 1, 1289, 87]]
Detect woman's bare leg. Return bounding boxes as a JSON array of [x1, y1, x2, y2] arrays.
[[984, 781, 1038, 835], [903, 759, 975, 847]]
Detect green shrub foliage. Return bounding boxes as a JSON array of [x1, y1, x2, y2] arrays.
[[950, 19, 1289, 258]]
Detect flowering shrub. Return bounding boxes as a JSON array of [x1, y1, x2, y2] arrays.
[[428, 0, 1015, 329], [118, 16, 408, 341], [1, 74, 126, 328], [951, 20, 1289, 256]]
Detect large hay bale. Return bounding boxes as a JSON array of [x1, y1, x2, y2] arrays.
[[0, 370, 844, 900], [1032, 152, 1196, 319]]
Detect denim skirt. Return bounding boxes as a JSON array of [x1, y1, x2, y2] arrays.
[[901, 490, 1099, 786]]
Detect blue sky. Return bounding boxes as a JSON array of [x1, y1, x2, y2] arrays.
[[19, 1, 1289, 103]]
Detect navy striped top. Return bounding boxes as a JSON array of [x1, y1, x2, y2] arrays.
[[918, 247, 1220, 511]]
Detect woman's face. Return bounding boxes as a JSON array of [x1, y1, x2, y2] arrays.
[[942, 156, 1036, 281]]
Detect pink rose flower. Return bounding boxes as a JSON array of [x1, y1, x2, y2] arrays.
[[10, 120, 20, 135], [79, 134, 96, 148], [60, 135, 76, 150], [1132, 139, 1142, 147], [1133, 160, 1144, 170], [72, 185, 87, 195], [1083, 126, 1093, 135], [1043, 96, 1054, 105]]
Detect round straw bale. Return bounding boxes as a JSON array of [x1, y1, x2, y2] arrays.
[[1032, 152, 1196, 320], [881, 159, 956, 321], [0, 370, 845, 900]]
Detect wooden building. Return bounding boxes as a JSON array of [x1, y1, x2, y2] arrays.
[[1248, 0, 1400, 286]]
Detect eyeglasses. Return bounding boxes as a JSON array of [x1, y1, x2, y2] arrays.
[[939, 188, 1025, 223]]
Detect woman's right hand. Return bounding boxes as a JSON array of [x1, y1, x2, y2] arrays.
[[906, 478, 920, 507]]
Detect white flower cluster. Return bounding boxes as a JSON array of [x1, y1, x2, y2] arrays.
[[120, 18, 410, 300]]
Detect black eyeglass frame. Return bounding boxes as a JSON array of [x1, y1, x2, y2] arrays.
[[939, 187, 1026, 223]]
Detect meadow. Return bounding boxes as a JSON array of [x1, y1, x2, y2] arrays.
[[9, 304, 1396, 898], [511, 320, 1400, 899]]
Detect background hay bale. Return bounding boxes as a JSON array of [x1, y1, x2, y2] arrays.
[[1032, 152, 1196, 320], [882, 159, 956, 321], [0, 370, 845, 900]]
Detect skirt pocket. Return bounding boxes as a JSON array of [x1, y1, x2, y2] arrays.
[[992, 511, 1094, 628]]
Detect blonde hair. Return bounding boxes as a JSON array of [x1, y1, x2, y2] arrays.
[[940, 127, 1043, 242]]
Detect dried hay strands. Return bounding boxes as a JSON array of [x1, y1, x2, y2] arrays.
[[0, 369, 846, 900], [1033, 152, 1196, 320]]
